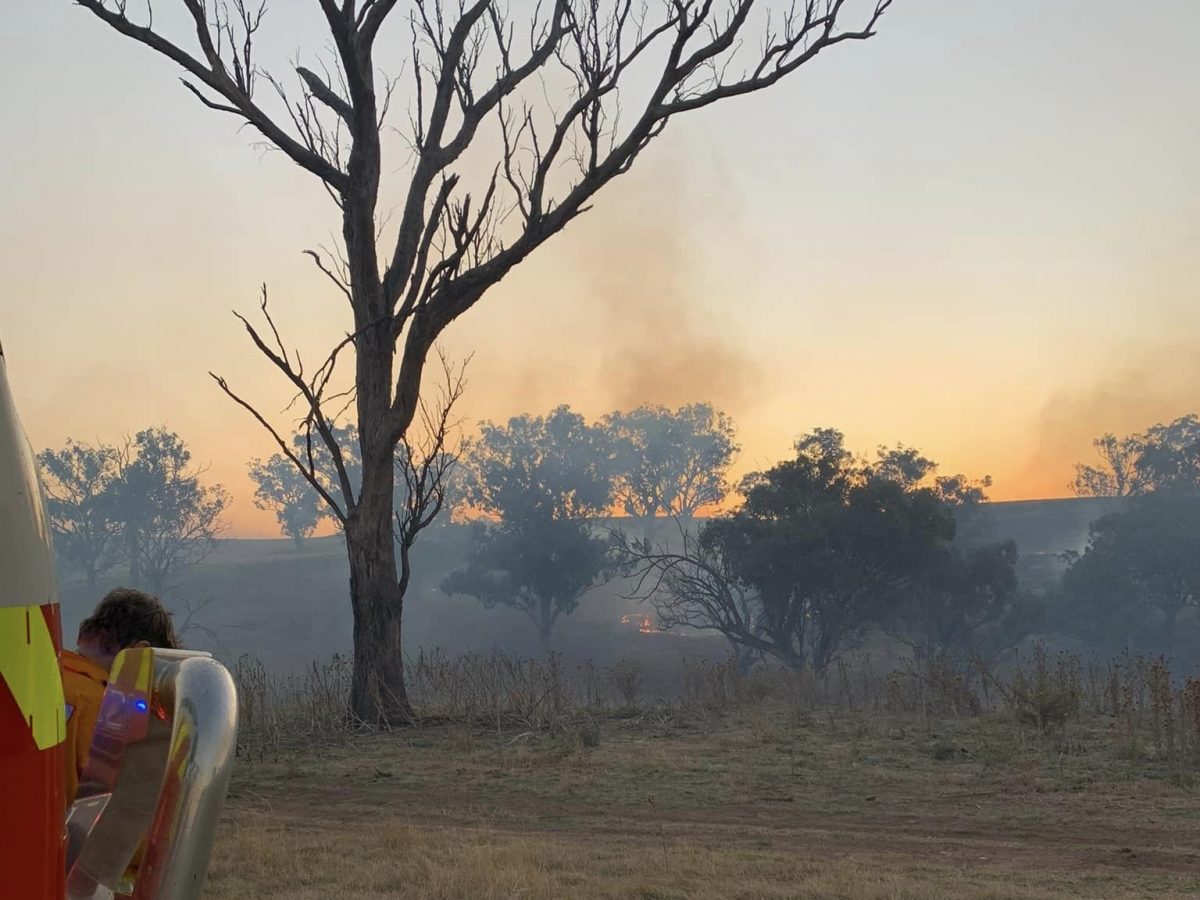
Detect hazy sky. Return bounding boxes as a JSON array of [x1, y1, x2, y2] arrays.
[[2, 1, 1198, 537]]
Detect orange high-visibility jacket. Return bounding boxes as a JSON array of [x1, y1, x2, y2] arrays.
[[60, 649, 108, 802], [64, 648, 151, 891]]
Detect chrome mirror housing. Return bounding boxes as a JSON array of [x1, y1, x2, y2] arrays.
[[66, 648, 237, 900]]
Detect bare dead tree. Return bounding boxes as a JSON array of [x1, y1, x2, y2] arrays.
[[74, 0, 895, 722], [613, 525, 772, 674]]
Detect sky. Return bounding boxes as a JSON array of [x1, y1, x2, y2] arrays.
[[1, 0, 1198, 537]]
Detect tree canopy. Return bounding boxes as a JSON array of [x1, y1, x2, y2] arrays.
[[444, 406, 613, 650], [604, 403, 738, 520], [36, 440, 124, 590], [41, 428, 230, 596], [1072, 414, 1200, 498], [1058, 489, 1200, 655], [117, 428, 230, 596], [459, 406, 613, 522], [248, 454, 323, 547], [620, 429, 1017, 671]]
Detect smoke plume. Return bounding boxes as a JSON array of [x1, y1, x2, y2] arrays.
[[1020, 336, 1200, 496], [571, 156, 763, 414]]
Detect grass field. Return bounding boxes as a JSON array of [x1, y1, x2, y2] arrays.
[[206, 673, 1200, 899]]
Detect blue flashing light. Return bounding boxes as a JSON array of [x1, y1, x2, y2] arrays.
[[135, 699, 148, 713]]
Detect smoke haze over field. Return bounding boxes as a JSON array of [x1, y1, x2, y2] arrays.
[[581, 162, 765, 414]]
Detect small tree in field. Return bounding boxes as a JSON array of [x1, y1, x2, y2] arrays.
[[445, 517, 609, 652], [248, 454, 323, 547], [74, 0, 895, 721], [114, 427, 230, 596], [37, 440, 124, 590], [443, 406, 612, 650]]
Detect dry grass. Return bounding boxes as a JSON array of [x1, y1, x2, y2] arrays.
[[208, 816, 1196, 899], [207, 652, 1200, 898]]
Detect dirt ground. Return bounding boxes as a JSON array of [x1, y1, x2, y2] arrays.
[[205, 709, 1200, 898]]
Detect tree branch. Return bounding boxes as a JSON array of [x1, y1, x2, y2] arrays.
[[75, 0, 349, 190]]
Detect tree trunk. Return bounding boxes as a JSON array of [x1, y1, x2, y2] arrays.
[[731, 642, 757, 677], [127, 527, 142, 584], [535, 595, 556, 656], [538, 623, 553, 656], [345, 435, 412, 725], [346, 526, 410, 724]]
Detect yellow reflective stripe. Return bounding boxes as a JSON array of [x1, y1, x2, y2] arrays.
[[136, 646, 153, 694], [0, 605, 66, 750], [110, 645, 155, 694], [170, 717, 191, 777]]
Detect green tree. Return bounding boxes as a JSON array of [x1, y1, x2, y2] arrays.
[[1137, 414, 1200, 492], [445, 518, 608, 652], [444, 406, 612, 651], [248, 454, 322, 547], [1059, 490, 1200, 655], [622, 430, 1012, 672], [36, 440, 124, 590], [115, 428, 230, 596], [884, 540, 1026, 660], [604, 403, 739, 529], [1071, 433, 1146, 497], [1071, 414, 1200, 497]]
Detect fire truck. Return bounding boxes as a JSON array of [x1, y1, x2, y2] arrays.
[[0, 344, 237, 900]]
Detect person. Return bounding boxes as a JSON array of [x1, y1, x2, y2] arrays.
[[61, 587, 179, 802]]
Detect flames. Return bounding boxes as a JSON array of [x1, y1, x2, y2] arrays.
[[620, 613, 661, 634]]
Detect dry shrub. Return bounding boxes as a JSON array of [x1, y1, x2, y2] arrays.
[[1148, 658, 1178, 765], [1185, 677, 1200, 763], [405, 648, 573, 730], [1000, 644, 1081, 733], [606, 660, 646, 709], [234, 654, 353, 761], [885, 656, 982, 717]]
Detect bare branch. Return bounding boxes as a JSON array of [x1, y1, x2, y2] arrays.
[[303, 248, 353, 303], [76, 0, 349, 190], [210, 372, 349, 522], [227, 291, 358, 512], [297, 65, 354, 121], [394, 347, 467, 592]]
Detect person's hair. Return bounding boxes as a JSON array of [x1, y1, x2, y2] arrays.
[[78, 587, 179, 651]]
